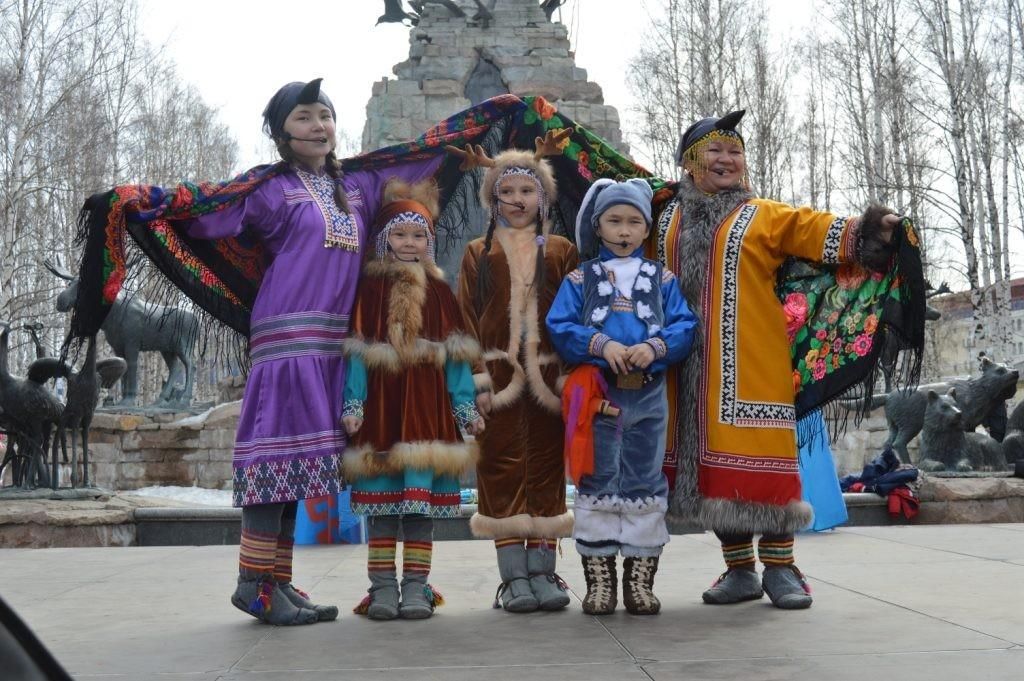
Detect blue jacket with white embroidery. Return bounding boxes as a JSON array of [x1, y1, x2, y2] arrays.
[[546, 249, 697, 374]]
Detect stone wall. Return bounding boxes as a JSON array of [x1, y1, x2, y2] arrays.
[[84, 402, 240, 491], [362, 0, 627, 154]]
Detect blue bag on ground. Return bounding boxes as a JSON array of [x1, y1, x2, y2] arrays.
[[294, 489, 366, 545], [798, 411, 848, 531]]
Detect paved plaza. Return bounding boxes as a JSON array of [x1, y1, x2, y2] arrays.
[[2, 524, 1023, 680]]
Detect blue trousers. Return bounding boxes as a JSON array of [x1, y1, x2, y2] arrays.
[[574, 373, 669, 558]]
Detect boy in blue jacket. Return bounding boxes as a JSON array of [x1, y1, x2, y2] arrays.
[[547, 178, 697, 616]]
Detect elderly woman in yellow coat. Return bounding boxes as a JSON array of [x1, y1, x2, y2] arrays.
[[655, 110, 900, 609]]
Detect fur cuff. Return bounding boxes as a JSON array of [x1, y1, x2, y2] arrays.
[[668, 495, 813, 536], [445, 333, 482, 364], [621, 507, 669, 548], [527, 510, 575, 538], [342, 440, 479, 480], [573, 495, 621, 543], [471, 510, 575, 539], [469, 512, 535, 539], [857, 203, 896, 273], [473, 372, 493, 393], [343, 335, 479, 373]]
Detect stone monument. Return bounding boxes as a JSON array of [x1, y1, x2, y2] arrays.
[[362, 0, 628, 155]]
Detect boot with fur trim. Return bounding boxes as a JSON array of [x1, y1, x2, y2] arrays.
[[622, 556, 661, 615], [581, 554, 617, 615], [493, 542, 539, 613]]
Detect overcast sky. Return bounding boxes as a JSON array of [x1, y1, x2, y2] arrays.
[[137, 0, 814, 171]]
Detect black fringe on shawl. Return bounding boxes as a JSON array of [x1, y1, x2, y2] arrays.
[[790, 216, 926, 439]]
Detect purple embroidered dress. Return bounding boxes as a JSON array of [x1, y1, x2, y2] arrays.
[[188, 161, 439, 507]]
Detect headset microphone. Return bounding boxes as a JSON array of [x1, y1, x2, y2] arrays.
[[280, 131, 330, 143], [386, 242, 420, 263], [600, 237, 631, 250], [496, 198, 527, 211]]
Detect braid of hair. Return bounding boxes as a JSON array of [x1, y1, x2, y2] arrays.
[[532, 213, 546, 294], [475, 216, 498, 317], [323, 150, 351, 214], [274, 142, 350, 213]]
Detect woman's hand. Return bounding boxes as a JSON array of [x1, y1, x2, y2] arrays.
[[342, 416, 363, 435], [879, 213, 900, 243], [465, 417, 486, 436], [475, 391, 492, 417]]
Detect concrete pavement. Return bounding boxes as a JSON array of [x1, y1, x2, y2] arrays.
[[2, 524, 1023, 680]]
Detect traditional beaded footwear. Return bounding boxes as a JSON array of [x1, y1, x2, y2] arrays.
[[400, 577, 442, 620], [354, 572, 400, 620], [762, 566, 813, 610], [277, 583, 339, 622], [701, 568, 764, 605], [622, 556, 661, 615], [494, 543, 539, 613], [231, 577, 319, 626], [580, 554, 617, 615], [527, 541, 570, 610]]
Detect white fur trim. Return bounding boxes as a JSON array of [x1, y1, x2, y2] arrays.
[[473, 372, 494, 392], [470, 512, 535, 539], [573, 495, 622, 543], [597, 280, 614, 296], [527, 510, 575, 538], [445, 333, 482, 364], [620, 496, 669, 548], [342, 440, 478, 480]]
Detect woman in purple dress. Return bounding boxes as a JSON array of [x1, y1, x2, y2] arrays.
[[186, 79, 441, 625]]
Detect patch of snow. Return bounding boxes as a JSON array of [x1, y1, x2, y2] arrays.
[[130, 485, 232, 507]]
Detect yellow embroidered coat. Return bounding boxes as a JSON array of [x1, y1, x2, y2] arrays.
[[653, 192, 858, 534]]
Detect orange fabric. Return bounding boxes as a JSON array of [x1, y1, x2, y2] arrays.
[[560, 365, 614, 484]]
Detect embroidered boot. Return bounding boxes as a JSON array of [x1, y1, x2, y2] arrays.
[[493, 540, 539, 613], [274, 507, 338, 621], [622, 556, 661, 615], [701, 568, 764, 604], [231, 576, 319, 626], [527, 539, 570, 610], [580, 554, 617, 615], [762, 566, 813, 610]]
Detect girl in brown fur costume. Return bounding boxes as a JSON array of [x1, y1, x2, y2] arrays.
[[454, 143, 579, 612], [343, 178, 485, 620]]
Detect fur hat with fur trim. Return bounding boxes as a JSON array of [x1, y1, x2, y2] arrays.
[[479, 149, 558, 231], [374, 178, 441, 260]]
